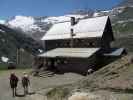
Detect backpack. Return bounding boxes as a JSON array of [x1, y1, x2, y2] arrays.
[[22, 77, 29, 86], [10, 75, 18, 87]]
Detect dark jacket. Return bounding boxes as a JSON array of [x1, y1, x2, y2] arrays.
[[10, 74, 19, 88], [22, 76, 30, 87]]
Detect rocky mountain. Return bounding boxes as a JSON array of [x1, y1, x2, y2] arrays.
[[118, 0, 133, 7], [6, 16, 49, 40]]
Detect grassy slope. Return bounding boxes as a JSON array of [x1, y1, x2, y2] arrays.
[[76, 55, 133, 90], [114, 7, 133, 21], [112, 7, 133, 35], [45, 55, 133, 99], [111, 7, 133, 53], [113, 22, 133, 35]]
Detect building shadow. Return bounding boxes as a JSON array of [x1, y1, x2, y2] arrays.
[[28, 91, 36, 95]]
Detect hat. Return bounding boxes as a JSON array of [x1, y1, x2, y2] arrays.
[[11, 72, 15, 75], [24, 74, 28, 77]]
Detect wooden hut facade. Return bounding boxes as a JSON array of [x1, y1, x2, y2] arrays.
[[38, 16, 124, 74]]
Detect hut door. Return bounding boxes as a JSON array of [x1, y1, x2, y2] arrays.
[[48, 58, 56, 71]]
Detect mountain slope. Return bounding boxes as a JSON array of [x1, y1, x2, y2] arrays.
[[0, 24, 43, 63], [118, 0, 133, 7]]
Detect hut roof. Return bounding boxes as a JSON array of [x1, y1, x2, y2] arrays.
[[41, 16, 110, 40], [103, 48, 126, 56], [38, 48, 100, 58]]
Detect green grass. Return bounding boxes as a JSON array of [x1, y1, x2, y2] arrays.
[[0, 63, 32, 75], [0, 68, 32, 75], [0, 63, 8, 70], [0, 63, 31, 69]]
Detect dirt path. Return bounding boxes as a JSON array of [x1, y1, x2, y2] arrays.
[[0, 69, 84, 100]]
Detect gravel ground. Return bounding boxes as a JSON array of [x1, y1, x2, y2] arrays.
[[0, 69, 84, 100]]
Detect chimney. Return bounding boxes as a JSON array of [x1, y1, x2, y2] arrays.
[[71, 17, 76, 26]]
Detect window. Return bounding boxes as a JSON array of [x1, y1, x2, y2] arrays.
[[88, 42, 95, 47]]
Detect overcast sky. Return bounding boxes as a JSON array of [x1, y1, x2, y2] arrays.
[[0, 0, 122, 19]]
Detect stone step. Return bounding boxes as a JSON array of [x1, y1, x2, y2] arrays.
[[38, 74, 54, 78], [38, 73, 54, 76], [38, 71, 55, 78], [39, 71, 54, 75]]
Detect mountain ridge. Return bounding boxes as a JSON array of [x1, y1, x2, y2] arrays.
[[117, 0, 133, 7]]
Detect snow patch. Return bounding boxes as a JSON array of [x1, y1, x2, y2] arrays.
[[1, 56, 9, 62], [0, 20, 5, 24], [8, 16, 45, 33], [0, 29, 5, 33], [101, 10, 112, 13], [93, 6, 125, 18], [93, 12, 100, 17]]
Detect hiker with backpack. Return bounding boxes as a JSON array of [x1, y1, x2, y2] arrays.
[[22, 72, 30, 95], [9, 72, 19, 97]]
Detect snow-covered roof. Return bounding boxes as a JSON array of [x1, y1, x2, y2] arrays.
[[38, 48, 100, 58], [41, 16, 109, 40]]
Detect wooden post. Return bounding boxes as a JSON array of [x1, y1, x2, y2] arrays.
[[43, 40, 46, 69], [16, 48, 19, 65]]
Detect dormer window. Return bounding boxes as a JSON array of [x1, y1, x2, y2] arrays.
[[71, 17, 76, 26]]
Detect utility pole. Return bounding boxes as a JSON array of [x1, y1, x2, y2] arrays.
[[43, 40, 46, 68], [16, 48, 19, 65]]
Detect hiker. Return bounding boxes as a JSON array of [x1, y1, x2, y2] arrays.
[[22, 72, 30, 95], [9, 72, 19, 97]]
